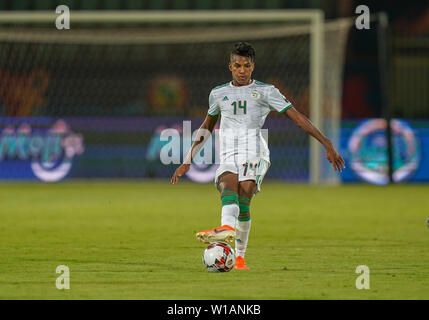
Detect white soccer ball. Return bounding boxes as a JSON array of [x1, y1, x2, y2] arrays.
[[202, 242, 235, 272]]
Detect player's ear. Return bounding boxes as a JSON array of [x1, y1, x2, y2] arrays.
[[228, 62, 233, 71]]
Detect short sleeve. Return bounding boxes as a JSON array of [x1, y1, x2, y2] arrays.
[[268, 86, 293, 114], [207, 91, 220, 117]]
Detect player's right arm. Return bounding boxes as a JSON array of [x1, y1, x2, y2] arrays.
[[171, 90, 220, 184], [170, 114, 219, 184]]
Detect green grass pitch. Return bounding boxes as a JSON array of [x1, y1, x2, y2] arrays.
[[0, 180, 428, 299]]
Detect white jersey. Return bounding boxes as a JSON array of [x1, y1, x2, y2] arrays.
[[208, 79, 292, 164]]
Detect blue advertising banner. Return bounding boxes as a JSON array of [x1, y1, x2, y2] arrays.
[[340, 119, 429, 184], [0, 118, 84, 181], [0, 117, 308, 182], [1, 117, 428, 184]]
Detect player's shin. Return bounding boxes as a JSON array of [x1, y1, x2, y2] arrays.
[[220, 190, 239, 229], [235, 196, 251, 257]]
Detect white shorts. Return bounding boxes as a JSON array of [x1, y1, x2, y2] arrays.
[[214, 153, 270, 195]]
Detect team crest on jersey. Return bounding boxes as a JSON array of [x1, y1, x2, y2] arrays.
[[251, 90, 261, 100]]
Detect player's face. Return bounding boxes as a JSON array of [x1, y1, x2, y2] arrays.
[[229, 55, 254, 86]]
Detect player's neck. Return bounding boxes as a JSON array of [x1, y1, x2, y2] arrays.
[[231, 79, 253, 87]]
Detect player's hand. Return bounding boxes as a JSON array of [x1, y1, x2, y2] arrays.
[[325, 144, 345, 173], [171, 164, 190, 184]]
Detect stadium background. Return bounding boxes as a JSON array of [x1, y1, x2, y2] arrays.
[[0, 0, 428, 184]]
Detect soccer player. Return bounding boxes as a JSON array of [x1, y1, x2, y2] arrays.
[[171, 42, 345, 270]]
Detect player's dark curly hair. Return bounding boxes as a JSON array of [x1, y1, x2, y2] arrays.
[[230, 41, 255, 62]]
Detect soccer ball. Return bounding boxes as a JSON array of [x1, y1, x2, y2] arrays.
[[202, 242, 235, 272]]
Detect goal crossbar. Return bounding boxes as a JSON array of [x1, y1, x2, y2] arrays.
[[0, 10, 322, 24]]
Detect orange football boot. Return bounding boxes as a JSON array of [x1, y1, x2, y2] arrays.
[[196, 225, 235, 244], [234, 256, 249, 270]]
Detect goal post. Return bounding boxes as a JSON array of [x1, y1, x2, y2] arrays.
[[309, 11, 324, 185], [0, 10, 351, 184]]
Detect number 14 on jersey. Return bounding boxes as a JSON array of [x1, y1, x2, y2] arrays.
[[232, 100, 247, 115]]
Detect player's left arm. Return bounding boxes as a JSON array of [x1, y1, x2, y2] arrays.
[[284, 107, 346, 173]]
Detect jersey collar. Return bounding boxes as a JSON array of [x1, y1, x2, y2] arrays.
[[229, 79, 254, 88]]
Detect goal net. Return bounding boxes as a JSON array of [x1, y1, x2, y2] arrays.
[[0, 10, 352, 184]]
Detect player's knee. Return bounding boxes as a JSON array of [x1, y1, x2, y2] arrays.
[[239, 180, 256, 197], [218, 172, 239, 193]]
